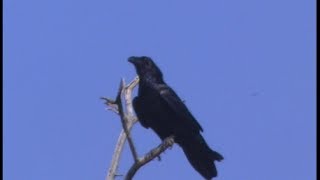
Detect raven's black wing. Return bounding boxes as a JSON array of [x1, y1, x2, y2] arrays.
[[154, 83, 203, 133], [133, 97, 150, 128]]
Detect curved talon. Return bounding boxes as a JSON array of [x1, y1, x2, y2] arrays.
[[164, 136, 175, 147]]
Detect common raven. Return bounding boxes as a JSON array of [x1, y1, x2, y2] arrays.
[[128, 56, 223, 179]]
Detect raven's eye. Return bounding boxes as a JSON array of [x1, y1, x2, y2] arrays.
[[144, 59, 151, 66]]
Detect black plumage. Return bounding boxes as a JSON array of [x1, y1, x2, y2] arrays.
[[128, 56, 223, 179]]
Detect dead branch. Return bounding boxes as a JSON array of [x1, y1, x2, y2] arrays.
[[102, 76, 175, 180], [124, 136, 175, 180], [102, 77, 139, 180], [116, 79, 139, 162]]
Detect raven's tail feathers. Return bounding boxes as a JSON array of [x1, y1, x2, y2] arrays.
[[178, 135, 223, 179]]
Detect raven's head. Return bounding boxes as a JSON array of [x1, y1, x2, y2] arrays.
[[128, 56, 163, 82]]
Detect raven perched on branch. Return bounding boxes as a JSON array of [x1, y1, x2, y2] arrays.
[[129, 56, 223, 179]]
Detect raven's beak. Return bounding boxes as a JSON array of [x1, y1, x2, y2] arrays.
[[128, 56, 139, 65]]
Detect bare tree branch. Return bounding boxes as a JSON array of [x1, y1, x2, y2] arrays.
[[124, 76, 139, 117], [124, 136, 175, 180], [103, 77, 139, 180], [116, 79, 139, 162], [105, 129, 126, 180], [103, 76, 175, 180]]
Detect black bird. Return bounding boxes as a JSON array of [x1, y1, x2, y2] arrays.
[[128, 56, 223, 179]]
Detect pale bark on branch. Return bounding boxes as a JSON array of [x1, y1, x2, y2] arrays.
[[124, 136, 175, 180], [102, 77, 174, 180]]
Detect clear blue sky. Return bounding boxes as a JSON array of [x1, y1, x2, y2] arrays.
[[4, 0, 316, 180]]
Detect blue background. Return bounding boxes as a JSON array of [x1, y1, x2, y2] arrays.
[[4, 0, 316, 180]]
